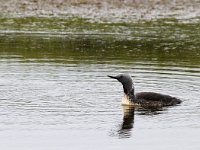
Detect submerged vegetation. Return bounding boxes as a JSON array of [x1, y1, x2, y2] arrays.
[[1, 25, 200, 66]]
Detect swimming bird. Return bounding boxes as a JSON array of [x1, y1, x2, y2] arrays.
[[108, 74, 182, 109]]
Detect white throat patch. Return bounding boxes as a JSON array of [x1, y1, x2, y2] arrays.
[[121, 94, 134, 106]]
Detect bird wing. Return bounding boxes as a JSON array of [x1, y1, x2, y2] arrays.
[[136, 92, 172, 102], [135, 92, 181, 107]]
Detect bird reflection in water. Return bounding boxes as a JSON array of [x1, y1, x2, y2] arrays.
[[117, 106, 135, 138], [110, 106, 164, 138]]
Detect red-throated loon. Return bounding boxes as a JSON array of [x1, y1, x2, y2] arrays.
[[108, 74, 182, 108]]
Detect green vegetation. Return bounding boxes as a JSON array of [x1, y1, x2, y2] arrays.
[[0, 16, 128, 33], [1, 16, 200, 66], [0, 16, 199, 34]]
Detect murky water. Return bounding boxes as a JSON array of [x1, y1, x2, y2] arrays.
[[0, 33, 200, 150]]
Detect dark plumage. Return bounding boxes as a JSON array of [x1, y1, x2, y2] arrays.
[[108, 74, 182, 109]]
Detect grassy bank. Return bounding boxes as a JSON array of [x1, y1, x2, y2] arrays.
[[0, 16, 200, 35], [1, 0, 200, 35]]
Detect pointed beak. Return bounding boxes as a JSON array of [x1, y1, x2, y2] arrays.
[[107, 75, 118, 79]]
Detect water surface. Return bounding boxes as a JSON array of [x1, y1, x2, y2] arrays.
[[0, 33, 200, 150]]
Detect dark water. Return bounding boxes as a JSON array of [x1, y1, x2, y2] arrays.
[[0, 33, 200, 150]]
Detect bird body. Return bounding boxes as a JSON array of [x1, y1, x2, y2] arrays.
[[108, 74, 182, 109]]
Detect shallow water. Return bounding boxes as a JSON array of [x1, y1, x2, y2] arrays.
[[0, 33, 200, 150]]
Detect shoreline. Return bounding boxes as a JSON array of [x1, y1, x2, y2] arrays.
[[1, 0, 200, 22]]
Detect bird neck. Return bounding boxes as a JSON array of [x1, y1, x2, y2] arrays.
[[126, 88, 136, 101], [123, 83, 133, 94], [122, 88, 136, 105]]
